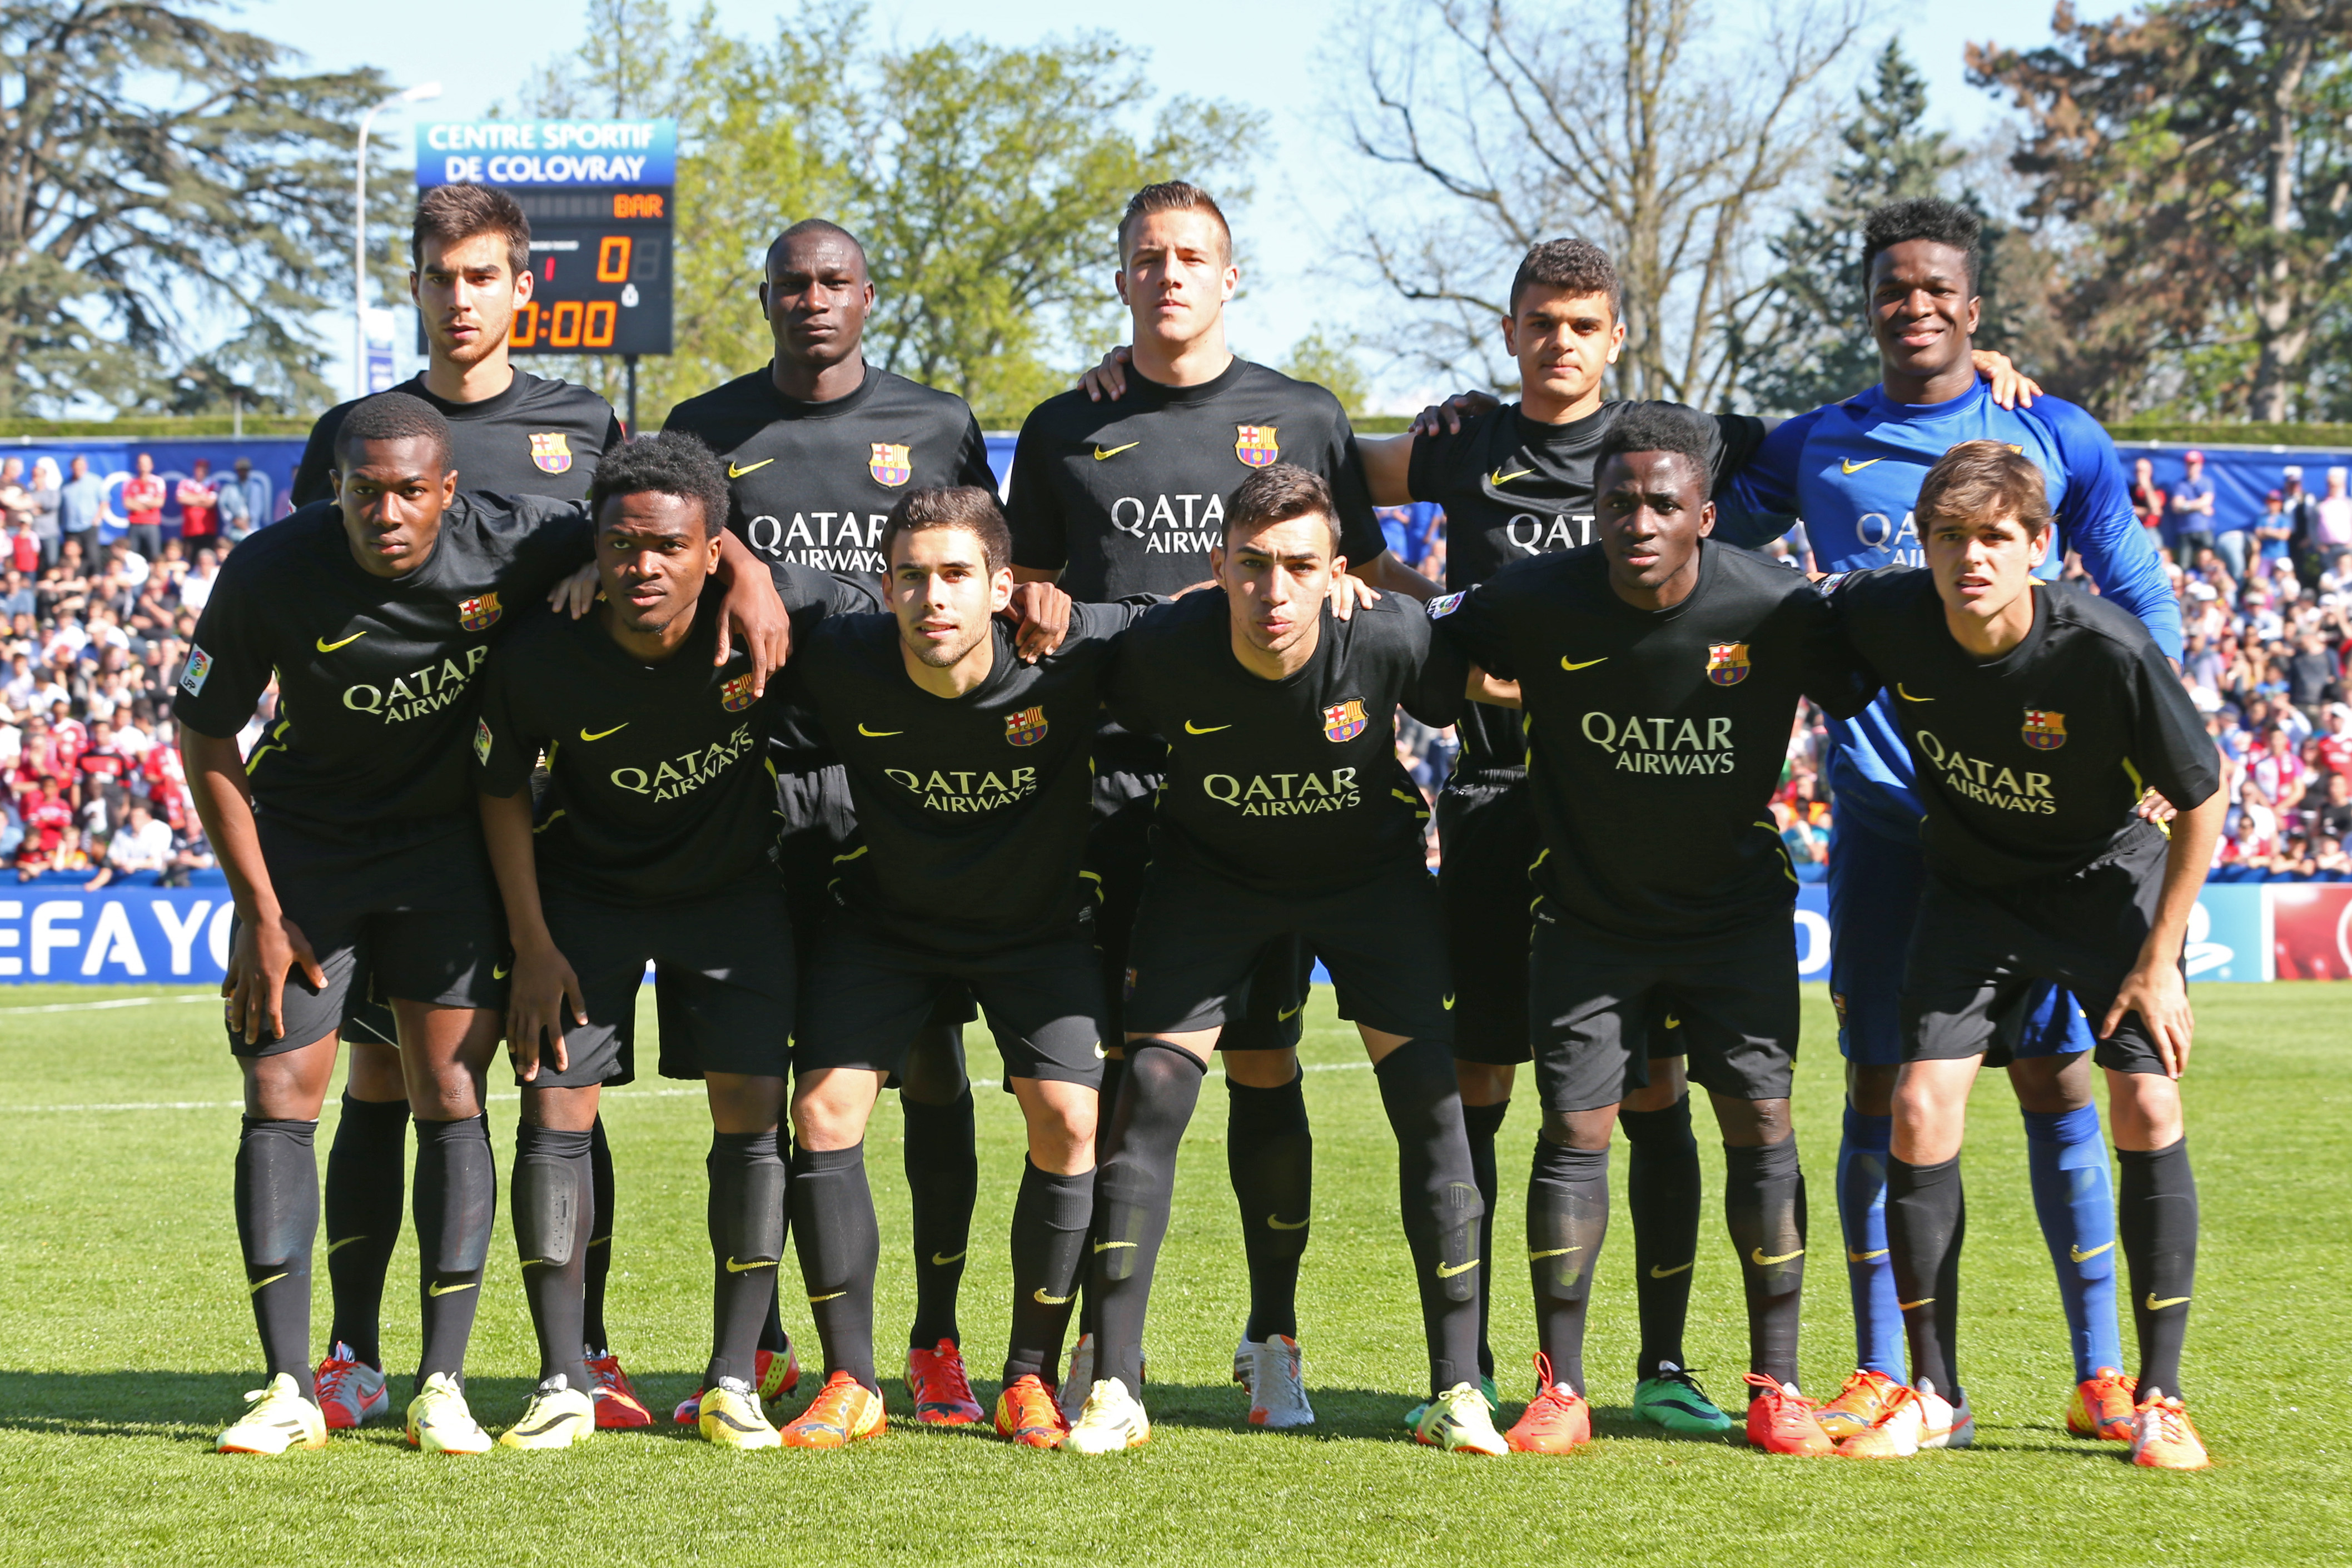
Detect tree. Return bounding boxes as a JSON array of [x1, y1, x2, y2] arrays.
[[516, 2, 1262, 428], [1278, 326, 1372, 416], [1337, 0, 1869, 406], [1734, 41, 1973, 414], [1971, 0, 2352, 420], [0, 1, 399, 419]]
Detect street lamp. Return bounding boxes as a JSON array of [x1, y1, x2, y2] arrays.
[[355, 82, 443, 400]]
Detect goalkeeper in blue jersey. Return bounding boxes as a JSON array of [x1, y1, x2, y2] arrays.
[[1718, 198, 2183, 1447]]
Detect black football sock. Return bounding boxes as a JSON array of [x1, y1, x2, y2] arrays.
[[321, 1091, 406, 1370], [1374, 1040, 1484, 1397], [1005, 1158, 1093, 1387], [1886, 1154, 1965, 1403], [1723, 1137, 1807, 1388], [1227, 1071, 1312, 1343], [2119, 1137, 2197, 1402], [411, 1114, 495, 1387], [1526, 1137, 1608, 1395], [1092, 1041, 1206, 1393], [707, 1131, 787, 1389], [902, 1087, 977, 1350], [1461, 1099, 1509, 1381], [788, 1143, 880, 1392], [235, 1116, 319, 1396], [511, 1122, 594, 1393], [1074, 1052, 1126, 1348], [757, 1125, 790, 1357], [1622, 1094, 1702, 1379], [580, 1114, 615, 1355]]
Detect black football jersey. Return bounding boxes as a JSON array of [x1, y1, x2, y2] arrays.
[[1433, 540, 1869, 954], [176, 496, 593, 843], [1106, 592, 1463, 895], [1006, 359, 1388, 600], [472, 595, 782, 903], [790, 603, 1141, 953], [664, 363, 997, 577], [1827, 569, 2221, 889], [292, 371, 623, 510], [1407, 400, 1768, 774]]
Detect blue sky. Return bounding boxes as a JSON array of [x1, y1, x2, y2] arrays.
[[234, 0, 2125, 406]]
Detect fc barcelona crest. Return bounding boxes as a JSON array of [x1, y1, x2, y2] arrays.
[[869, 443, 912, 486], [529, 432, 574, 475], [1322, 698, 1368, 743], [1235, 425, 1280, 467], [720, 673, 755, 711], [1005, 704, 1048, 746], [1704, 642, 1751, 686], [460, 593, 502, 632], [2022, 709, 2067, 749]]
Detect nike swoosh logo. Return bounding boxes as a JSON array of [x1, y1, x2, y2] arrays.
[[1184, 721, 1231, 734], [1663, 1014, 1681, 1029], [1443, 993, 1456, 1009], [579, 724, 628, 741], [724, 1256, 775, 1273], [2070, 1241, 2115, 1263], [727, 458, 775, 477], [493, 962, 510, 980], [1267, 1215, 1309, 1231], [1092, 1043, 1107, 1059], [1897, 684, 1933, 703], [1434, 1259, 1480, 1278], [858, 724, 903, 737], [1842, 457, 1883, 474], [427, 1280, 478, 1298], [1898, 1296, 1935, 1310], [1032, 1288, 1073, 1305], [518, 1258, 549, 1269], [323, 1236, 366, 1257], [1649, 1261, 1694, 1278], [316, 631, 366, 653], [1093, 442, 1140, 461], [248, 1272, 287, 1295], [931, 1250, 967, 1266], [1561, 656, 1607, 671], [1848, 1247, 1889, 1263], [1489, 467, 1534, 486], [2146, 1293, 2191, 1310], [1750, 1247, 1805, 1266], [1093, 1240, 1136, 1253], [1528, 1246, 1581, 1260], [1277, 1003, 1304, 1022], [808, 1291, 847, 1303]]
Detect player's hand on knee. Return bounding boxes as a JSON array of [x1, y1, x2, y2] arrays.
[[1330, 571, 1380, 621], [548, 562, 600, 619], [1407, 389, 1498, 438], [228, 914, 322, 1046], [2105, 960, 2193, 1079], [508, 947, 585, 1080], [1005, 580, 1072, 662], [1971, 349, 2041, 410], [1080, 344, 1132, 402]]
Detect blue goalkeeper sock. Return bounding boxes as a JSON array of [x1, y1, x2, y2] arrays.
[[2022, 1103, 2122, 1382], [1837, 1107, 1905, 1378]]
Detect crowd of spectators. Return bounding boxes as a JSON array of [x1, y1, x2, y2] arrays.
[[1, 451, 280, 884]]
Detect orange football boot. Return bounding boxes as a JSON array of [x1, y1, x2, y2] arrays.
[[1814, 1367, 1906, 1441], [586, 1352, 654, 1430], [992, 1373, 1068, 1448], [1503, 1355, 1592, 1454], [2068, 1367, 2137, 1442], [1744, 1371, 1836, 1456], [778, 1370, 887, 1449]]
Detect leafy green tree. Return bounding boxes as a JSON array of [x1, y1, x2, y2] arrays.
[[0, 1, 399, 418], [1277, 325, 1371, 416], [515, 2, 1262, 429]]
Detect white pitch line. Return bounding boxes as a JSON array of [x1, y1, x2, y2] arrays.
[[0, 993, 218, 1016], [0, 1061, 1373, 1114]]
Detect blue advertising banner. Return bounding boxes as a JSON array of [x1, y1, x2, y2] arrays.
[[2117, 440, 2352, 551], [416, 121, 677, 188], [1, 888, 233, 983], [0, 436, 306, 537]]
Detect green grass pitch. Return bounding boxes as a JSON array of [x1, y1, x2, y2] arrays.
[[0, 982, 2343, 1565]]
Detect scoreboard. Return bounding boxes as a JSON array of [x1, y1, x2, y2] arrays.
[[414, 120, 676, 358]]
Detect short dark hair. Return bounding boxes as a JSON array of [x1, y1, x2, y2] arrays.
[[1509, 237, 1621, 318], [588, 431, 732, 538], [334, 392, 453, 473], [1593, 402, 1714, 488], [767, 218, 868, 277], [1862, 197, 1980, 295], [1118, 181, 1232, 266], [1224, 463, 1338, 552], [1916, 440, 2052, 537], [880, 486, 1012, 576], [412, 183, 531, 278]]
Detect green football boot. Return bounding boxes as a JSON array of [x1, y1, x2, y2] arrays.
[[1632, 1362, 1734, 1435]]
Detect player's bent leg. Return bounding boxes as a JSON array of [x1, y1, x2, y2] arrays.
[[1713, 1096, 1816, 1445], [898, 1022, 982, 1423], [320, 1032, 406, 1417], [696, 1072, 788, 1451], [390, 1001, 499, 1455], [1005, 1075, 1096, 1430], [1225, 1043, 1311, 1388], [222, 1034, 338, 1454], [2007, 1044, 2131, 1431], [780, 1067, 888, 1447], [499, 1083, 599, 1451], [1879, 1054, 1978, 1453], [1621, 1056, 1722, 1431], [1365, 1033, 1486, 1420], [2104, 1066, 2202, 1466], [1513, 1108, 1612, 1454]]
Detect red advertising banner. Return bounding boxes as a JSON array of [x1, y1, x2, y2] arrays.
[[2270, 884, 2352, 981]]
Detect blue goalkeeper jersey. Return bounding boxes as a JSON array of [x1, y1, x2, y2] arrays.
[[1723, 379, 2182, 843]]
